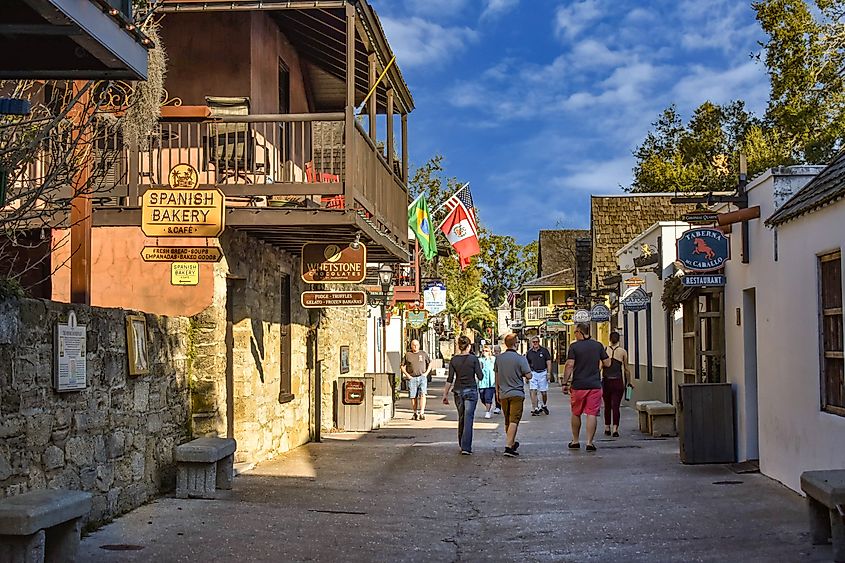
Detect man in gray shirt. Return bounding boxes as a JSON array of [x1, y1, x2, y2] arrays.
[[495, 333, 532, 457]]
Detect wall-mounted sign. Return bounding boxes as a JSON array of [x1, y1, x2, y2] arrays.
[[405, 309, 428, 329], [342, 380, 365, 405], [423, 282, 447, 315], [301, 291, 367, 308], [573, 309, 591, 323], [141, 246, 222, 262], [142, 189, 225, 237], [677, 228, 730, 272], [625, 276, 646, 287], [168, 163, 200, 189], [621, 287, 650, 312], [590, 304, 611, 322], [171, 262, 199, 285], [682, 274, 727, 287], [301, 243, 366, 283], [54, 311, 87, 392], [559, 309, 576, 325], [682, 211, 720, 225]]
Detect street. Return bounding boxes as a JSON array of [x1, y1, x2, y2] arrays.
[[78, 376, 831, 562]]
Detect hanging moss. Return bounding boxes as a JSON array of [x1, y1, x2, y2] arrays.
[[121, 22, 167, 149]]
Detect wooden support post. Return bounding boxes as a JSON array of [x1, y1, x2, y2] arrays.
[[401, 113, 408, 182], [344, 4, 356, 211], [368, 53, 377, 141], [386, 89, 394, 168], [69, 81, 92, 305]]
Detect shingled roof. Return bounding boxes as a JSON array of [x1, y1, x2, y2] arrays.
[[590, 194, 699, 286], [534, 229, 590, 287], [766, 151, 845, 226]]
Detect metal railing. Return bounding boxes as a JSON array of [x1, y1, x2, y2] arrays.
[[525, 306, 554, 322]]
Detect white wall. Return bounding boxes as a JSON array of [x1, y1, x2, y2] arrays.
[[722, 167, 845, 492]]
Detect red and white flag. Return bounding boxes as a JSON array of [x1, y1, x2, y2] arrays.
[[438, 184, 480, 269]]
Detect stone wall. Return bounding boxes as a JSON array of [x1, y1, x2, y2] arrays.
[[0, 298, 191, 526]]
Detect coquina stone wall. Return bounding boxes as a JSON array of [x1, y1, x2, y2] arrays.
[[0, 298, 191, 526]]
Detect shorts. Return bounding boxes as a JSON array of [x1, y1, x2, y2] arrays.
[[500, 396, 524, 425], [528, 371, 549, 392], [570, 388, 602, 417], [479, 387, 496, 405], [408, 375, 427, 399]]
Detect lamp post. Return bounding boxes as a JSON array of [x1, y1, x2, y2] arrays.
[[377, 263, 394, 372]]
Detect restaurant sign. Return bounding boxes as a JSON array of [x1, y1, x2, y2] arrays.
[[141, 189, 225, 237], [405, 310, 428, 329], [676, 228, 730, 273], [682, 274, 727, 287], [301, 243, 366, 283], [625, 276, 646, 287], [141, 246, 222, 262], [589, 304, 611, 322], [559, 309, 576, 325], [301, 291, 367, 308], [573, 309, 591, 323], [621, 287, 650, 312]]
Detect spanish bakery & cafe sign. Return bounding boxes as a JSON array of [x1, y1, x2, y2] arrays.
[[676, 228, 730, 273]]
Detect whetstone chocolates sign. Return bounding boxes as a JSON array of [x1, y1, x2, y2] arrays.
[[301, 243, 366, 283], [676, 228, 730, 273]]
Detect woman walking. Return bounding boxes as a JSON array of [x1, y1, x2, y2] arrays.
[[442, 335, 484, 455], [602, 331, 631, 437], [478, 345, 496, 419]]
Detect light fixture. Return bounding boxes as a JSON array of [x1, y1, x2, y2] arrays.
[[378, 263, 394, 292], [349, 232, 362, 250]]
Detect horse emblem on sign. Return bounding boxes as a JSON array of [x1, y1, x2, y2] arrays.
[[677, 228, 729, 272]]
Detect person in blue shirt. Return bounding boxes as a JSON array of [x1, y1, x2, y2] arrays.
[[478, 345, 497, 419]]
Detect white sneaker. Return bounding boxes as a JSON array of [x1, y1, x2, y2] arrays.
[[493, 408, 501, 414], [484, 411, 492, 419]]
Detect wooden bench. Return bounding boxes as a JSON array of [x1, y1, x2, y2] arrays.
[[645, 402, 677, 437], [0, 489, 91, 563], [801, 470, 845, 562], [174, 437, 237, 499], [635, 401, 662, 433]]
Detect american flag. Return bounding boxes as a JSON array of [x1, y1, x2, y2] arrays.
[[441, 183, 477, 231]]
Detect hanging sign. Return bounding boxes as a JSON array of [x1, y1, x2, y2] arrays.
[[625, 276, 646, 287], [302, 291, 367, 308], [621, 287, 650, 312], [423, 282, 447, 315], [141, 246, 222, 262], [633, 244, 659, 268], [677, 228, 730, 272], [301, 243, 367, 283], [682, 274, 727, 287], [682, 211, 720, 225], [559, 309, 576, 325], [573, 309, 591, 323], [590, 304, 611, 322], [54, 311, 87, 392], [545, 320, 566, 332], [405, 309, 428, 329], [171, 262, 199, 285], [142, 189, 225, 237]]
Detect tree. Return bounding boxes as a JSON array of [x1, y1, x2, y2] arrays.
[[477, 228, 537, 307], [440, 255, 495, 333]]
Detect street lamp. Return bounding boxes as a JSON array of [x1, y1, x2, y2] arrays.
[[378, 263, 394, 294], [377, 264, 394, 373]]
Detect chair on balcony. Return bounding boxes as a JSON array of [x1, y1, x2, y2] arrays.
[[205, 97, 260, 184], [305, 161, 344, 210]]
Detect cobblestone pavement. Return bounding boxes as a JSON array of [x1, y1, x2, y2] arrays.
[[79, 376, 832, 562]]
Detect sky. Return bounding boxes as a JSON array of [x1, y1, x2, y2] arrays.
[[371, 0, 771, 245]]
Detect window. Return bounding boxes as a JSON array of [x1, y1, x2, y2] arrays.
[[820, 251, 844, 415], [278, 273, 294, 404]]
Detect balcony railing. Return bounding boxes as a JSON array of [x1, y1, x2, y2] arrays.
[[525, 306, 554, 323]]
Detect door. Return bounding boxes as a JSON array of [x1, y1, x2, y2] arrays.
[[742, 288, 759, 461]]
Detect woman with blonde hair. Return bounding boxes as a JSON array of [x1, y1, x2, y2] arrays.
[[478, 345, 496, 419]]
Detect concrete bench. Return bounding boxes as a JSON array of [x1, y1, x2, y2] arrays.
[[635, 401, 663, 433], [800, 470, 845, 562], [174, 437, 237, 499], [0, 489, 91, 563], [645, 402, 677, 437]]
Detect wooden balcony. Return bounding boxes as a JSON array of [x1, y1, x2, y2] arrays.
[[90, 112, 410, 261]]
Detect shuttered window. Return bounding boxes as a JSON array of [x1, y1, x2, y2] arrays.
[[820, 251, 844, 416]]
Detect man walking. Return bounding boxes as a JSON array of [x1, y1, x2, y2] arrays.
[[402, 339, 432, 420], [495, 333, 532, 457], [526, 336, 552, 416], [562, 323, 611, 452]]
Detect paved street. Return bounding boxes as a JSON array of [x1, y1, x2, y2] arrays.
[[79, 376, 831, 562]]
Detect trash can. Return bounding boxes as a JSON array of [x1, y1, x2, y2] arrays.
[[677, 383, 735, 464], [336, 375, 374, 432]]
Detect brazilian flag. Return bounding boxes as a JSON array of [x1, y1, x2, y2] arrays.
[[408, 195, 437, 260]]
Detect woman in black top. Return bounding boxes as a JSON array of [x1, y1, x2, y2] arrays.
[[442, 335, 484, 455], [602, 331, 631, 437]]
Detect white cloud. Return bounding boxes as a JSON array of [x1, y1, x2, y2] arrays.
[[671, 60, 769, 115], [380, 16, 478, 68], [555, 0, 602, 40], [481, 0, 520, 20]]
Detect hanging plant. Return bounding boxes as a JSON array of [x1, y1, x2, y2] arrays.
[[662, 275, 684, 312]]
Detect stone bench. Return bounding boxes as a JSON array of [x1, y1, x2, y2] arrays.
[[801, 469, 845, 562], [174, 437, 237, 499], [635, 401, 663, 433], [0, 489, 91, 563], [645, 402, 677, 437]]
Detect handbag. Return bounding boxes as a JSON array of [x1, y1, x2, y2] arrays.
[[624, 384, 633, 401]]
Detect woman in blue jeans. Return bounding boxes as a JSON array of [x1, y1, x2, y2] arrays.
[[442, 335, 484, 455]]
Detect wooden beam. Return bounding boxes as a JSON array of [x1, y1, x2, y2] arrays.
[[368, 52, 377, 140], [69, 81, 92, 305], [401, 113, 408, 183], [345, 3, 356, 211], [386, 88, 394, 167], [717, 206, 761, 226]]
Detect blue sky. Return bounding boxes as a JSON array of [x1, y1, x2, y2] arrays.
[[371, 0, 771, 245]]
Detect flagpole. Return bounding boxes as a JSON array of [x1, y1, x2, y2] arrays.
[[431, 182, 470, 215]]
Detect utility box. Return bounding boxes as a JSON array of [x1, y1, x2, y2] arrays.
[[369, 372, 395, 429], [336, 375, 374, 432], [677, 383, 735, 464]]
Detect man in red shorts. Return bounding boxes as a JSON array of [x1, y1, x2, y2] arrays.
[[562, 322, 611, 452]]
